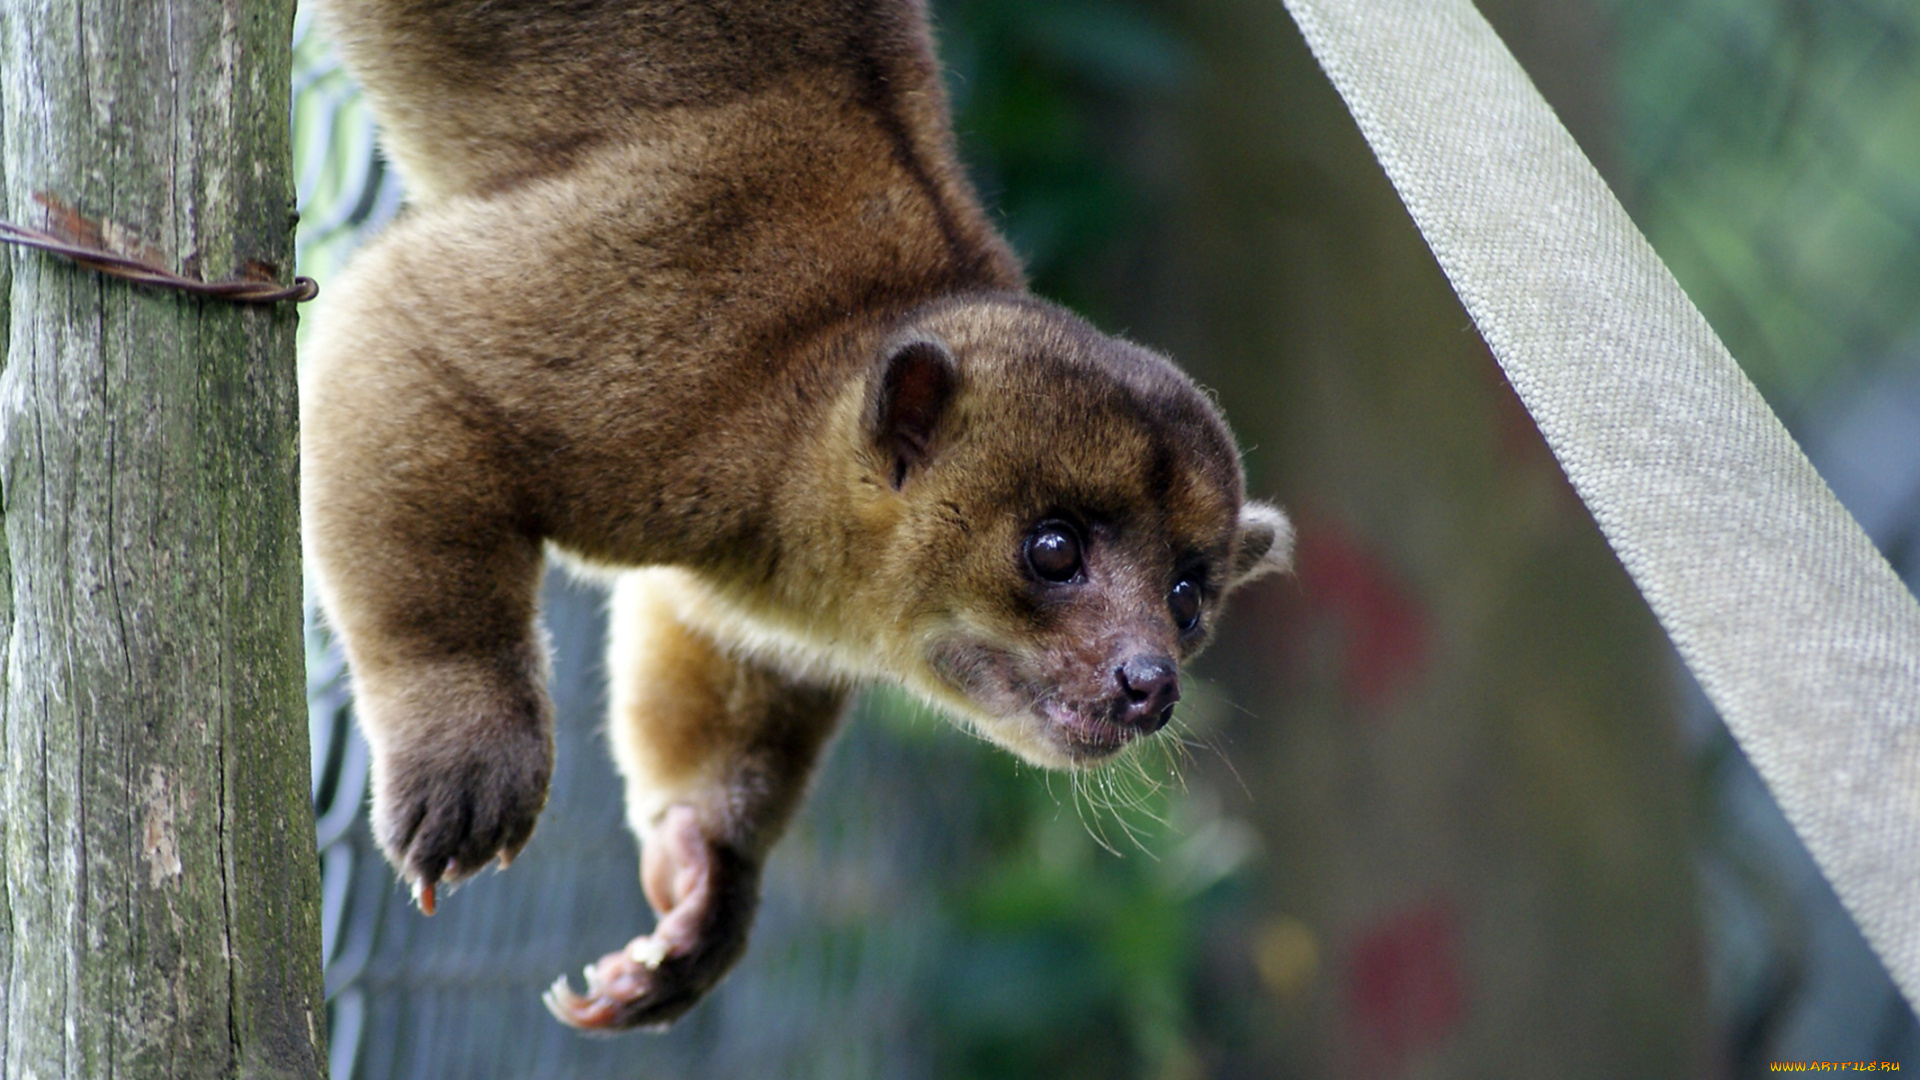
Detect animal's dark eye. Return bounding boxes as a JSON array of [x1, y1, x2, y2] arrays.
[[1169, 578, 1202, 632], [1024, 522, 1083, 583]]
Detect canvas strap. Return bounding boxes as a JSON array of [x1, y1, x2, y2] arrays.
[[1279, 0, 1920, 1005]]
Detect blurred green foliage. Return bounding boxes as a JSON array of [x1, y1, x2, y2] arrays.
[[934, 0, 1190, 318], [868, 678, 1255, 1078], [1606, 0, 1920, 406]]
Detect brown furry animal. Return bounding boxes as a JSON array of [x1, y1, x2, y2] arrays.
[[304, 0, 1292, 1032]]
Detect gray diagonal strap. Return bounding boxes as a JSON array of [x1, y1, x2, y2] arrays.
[[1280, 0, 1920, 1005]]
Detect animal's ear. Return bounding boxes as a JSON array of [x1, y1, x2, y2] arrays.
[[870, 337, 958, 490], [1230, 501, 1294, 585]]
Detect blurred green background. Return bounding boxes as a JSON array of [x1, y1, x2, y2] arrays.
[[296, 1, 1920, 1076]]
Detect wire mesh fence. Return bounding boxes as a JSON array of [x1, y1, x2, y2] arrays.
[[293, 0, 1920, 1075], [293, 13, 954, 1075], [292, 21, 1243, 1079]]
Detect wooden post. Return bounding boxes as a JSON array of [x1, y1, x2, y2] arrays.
[[0, 2, 326, 1077]]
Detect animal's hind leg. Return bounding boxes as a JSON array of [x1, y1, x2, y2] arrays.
[[544, 567, 847, 1031]]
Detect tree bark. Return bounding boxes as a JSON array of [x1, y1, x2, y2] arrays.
[[0, 2, 326, 1078]]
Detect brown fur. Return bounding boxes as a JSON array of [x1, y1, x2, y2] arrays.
[[304, 0, 1292, 1031]]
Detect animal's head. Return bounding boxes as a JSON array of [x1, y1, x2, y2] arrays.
[[850, 295, 1290, 768]]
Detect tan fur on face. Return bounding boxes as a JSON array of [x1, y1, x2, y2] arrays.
[[306, 0, 1289, 1030]]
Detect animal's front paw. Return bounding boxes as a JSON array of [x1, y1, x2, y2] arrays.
[[370, 723, 552, 913], [543, 806, 760, 1031]]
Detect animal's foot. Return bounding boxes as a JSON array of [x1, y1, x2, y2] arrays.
[[543, 805, 758, 1031], [370, 722, 552, 913]]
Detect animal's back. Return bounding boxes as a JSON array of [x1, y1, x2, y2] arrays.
[[316, 0, 955, 202], [305, 0, 1025, 573]]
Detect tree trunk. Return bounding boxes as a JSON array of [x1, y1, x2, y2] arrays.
[[0, 3, 326, 1078]]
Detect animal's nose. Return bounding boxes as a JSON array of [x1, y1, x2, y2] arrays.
[[1115, 656, 1180, 731]]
